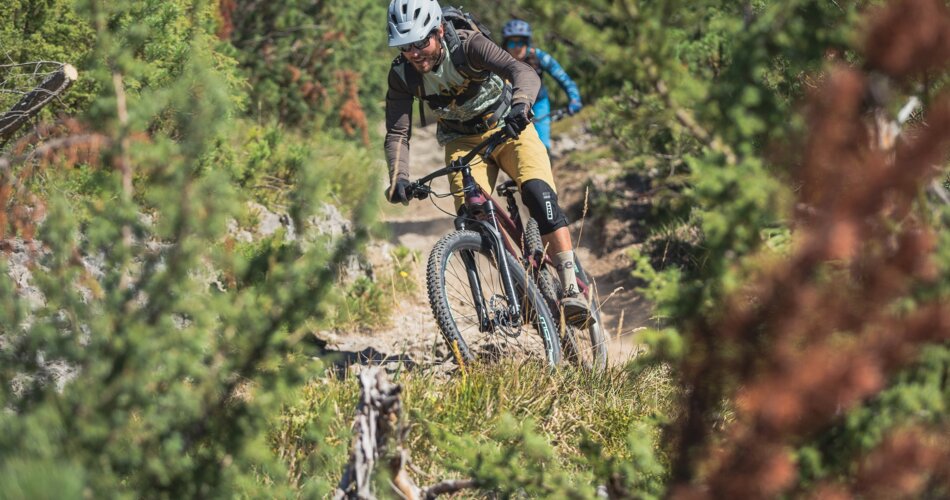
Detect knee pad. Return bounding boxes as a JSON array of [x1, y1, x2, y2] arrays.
[[520, 179, 568, 235]]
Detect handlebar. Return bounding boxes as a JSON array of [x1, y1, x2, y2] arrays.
[[532, 108, 570, 124], [406, 129, 510, 200]]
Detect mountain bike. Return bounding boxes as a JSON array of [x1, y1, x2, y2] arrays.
[[406, 129, 607, 370]]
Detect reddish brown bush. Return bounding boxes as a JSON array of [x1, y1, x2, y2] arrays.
[[217, 0, 236, 40], [336, 70, 370, 146], [864, 0, 950, 80], [668, 0, 950, 497]]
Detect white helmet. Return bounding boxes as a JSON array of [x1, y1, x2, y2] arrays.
[[387, 0, 442, 48]]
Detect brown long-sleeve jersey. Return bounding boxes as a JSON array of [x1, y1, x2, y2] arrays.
[[384, 30, 541, 184]]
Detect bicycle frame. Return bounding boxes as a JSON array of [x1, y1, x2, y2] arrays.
[[407, 130, 588, 334], [491, 183, 591, 297]]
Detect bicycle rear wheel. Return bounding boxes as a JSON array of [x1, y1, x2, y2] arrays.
[[526, 218, 607, 371], [427, 230, 561, 367]]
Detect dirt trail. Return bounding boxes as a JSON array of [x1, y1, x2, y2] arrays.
[[319, 120, 651, 367]]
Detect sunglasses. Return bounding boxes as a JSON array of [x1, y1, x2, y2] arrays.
[[398, 31, 436, 53], [505, 39, 528, 49]]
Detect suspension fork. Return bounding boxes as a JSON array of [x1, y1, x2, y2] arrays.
[[459, 170, 523, 325], [448, 217, 488, 332], [456, 213, 524, 328], [482, 214, 523, 323], [459, 249, 492, 332]]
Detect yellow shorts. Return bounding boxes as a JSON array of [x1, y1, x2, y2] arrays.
[[443, 123, 555, 210]]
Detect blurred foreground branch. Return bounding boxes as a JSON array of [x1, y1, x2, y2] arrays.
[[334, 368, 478, 499], [649, 67, 737, 165]]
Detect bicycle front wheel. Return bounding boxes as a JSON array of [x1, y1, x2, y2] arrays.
[[427, 230, 561, 367]]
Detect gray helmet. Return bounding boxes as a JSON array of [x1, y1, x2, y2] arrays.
[[387, 0, 443, 48]]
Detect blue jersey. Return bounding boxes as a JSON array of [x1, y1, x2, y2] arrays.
[[526, 47, 581, 151], [528, 48, 581, 105]]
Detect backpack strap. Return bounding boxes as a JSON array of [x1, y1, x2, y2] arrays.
[[443, 25, 488, 82], [419, 98, 427, 127], [443, 23, 466, 71]]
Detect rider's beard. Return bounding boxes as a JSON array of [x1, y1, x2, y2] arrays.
[[407, 44, 444, 74]]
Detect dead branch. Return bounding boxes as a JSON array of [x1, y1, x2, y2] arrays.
[[333, 368, 481, 500], [0, 64, 78, 146], [334, 367, 420, 500], [421, 479, 479, 499]]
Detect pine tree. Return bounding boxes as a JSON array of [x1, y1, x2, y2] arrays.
[[0, 0, 373, 496]]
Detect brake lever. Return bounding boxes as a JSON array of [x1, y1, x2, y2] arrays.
[[408, 182, 431, 200]]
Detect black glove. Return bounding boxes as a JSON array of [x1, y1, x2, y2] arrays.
[[386, 178, 411, 204], [503, 102, 532, 139]]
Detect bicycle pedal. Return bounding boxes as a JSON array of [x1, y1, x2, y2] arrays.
[[564, 304, 597, 328], [564, 311, 595, 328]]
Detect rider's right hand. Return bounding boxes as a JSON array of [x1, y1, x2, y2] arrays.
[[387, 178, 411, 204]]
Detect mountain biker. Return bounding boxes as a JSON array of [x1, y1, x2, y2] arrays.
[[384, 0, 591, 326], [501, 19, 583, 155]]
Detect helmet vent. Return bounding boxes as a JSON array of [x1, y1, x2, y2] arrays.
[[413, 7, 421, 19], [423, 13, 430, 26], [401, 3, 407, 15]]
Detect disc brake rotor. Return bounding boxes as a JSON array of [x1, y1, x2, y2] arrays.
[[488, 293, 522, 338]]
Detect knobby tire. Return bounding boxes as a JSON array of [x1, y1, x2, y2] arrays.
[[427, 230, 561, 367]]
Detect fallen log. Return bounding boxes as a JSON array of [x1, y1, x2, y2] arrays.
[[0, 64, 78, 146]]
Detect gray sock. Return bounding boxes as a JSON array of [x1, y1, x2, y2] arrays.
[[554, 251, 578, 295]]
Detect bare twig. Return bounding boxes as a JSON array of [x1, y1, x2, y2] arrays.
[[112, 71, 134, 263], [929, 179, 950, 206], [614, 309, 624, 342], [575, 185, 590, 248], [112, 72, 132, 199], [0, 61, 70, 70]]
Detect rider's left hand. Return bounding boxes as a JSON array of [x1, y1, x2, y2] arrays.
[[503, 102, 532, 139], [568, 100, 583, 115], [386, 178, 411, 205]]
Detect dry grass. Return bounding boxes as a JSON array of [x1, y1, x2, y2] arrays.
[[272, 359, 678, 491]]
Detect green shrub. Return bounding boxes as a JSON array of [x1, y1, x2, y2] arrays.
[[0, 0, 372, 496], [222, 0, 389, 135]]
